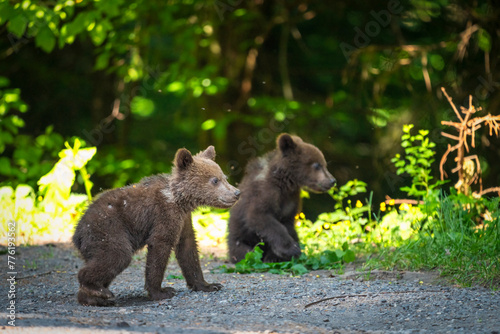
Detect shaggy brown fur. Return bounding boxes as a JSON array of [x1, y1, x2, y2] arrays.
[[228, 134, 335, 263], [73, 146, 240, 306]]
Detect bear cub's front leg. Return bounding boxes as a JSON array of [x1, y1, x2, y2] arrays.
[[144, 240, 178, 300], [175, 216, 223, 293]]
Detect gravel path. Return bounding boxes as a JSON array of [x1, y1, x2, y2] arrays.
[[1, 243, 499, 333]]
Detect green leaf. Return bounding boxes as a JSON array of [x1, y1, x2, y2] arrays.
[[201, 119, 216, 131], [417, 158, 430, 167], [402, 124, 414, 133], [7, 14, 28, 37], [343, 249, 356, 263], [477, 28, 491, 52], [95, 52, 110, 70], [290, 264, 308, 275], [130, 96, 155, 117], [67, 12, 95, 37], [35, 26, 56, 53], [89, 20, 111, 46], [0, 3, 15, 25], [0, 76, 10, 88], [94, 0, 124, 17], [0, 157, 12, 175], [342, 241, 349, 251], [395, 160, 405, 167], [167, 81, 184, 93], [429, 54, 444, 70]]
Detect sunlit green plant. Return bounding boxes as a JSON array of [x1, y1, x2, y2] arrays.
[[368, 194, 500, 288], [391, 124, 446, 200], [368, 203, 424, 247], [298, 179, 371, 251], [0, 139, 95, 244]]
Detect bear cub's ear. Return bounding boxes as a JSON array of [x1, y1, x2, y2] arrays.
[[175, 148, 194, 170], [277, 133, 297, 155], [198, 145, 216, 161]]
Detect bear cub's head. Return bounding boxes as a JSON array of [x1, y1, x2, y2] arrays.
[[174, 146, 240, 208], [277, 133, 336, 193]]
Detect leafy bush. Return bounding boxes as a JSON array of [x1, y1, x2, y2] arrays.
[[369, 193, 500, 288], [0, 139, 95, 245], [0, 77, 65, 189], [365, 124, 500, 288], [391, 124, 447, 200]]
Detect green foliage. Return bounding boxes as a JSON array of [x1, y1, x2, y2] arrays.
[[38, 138, 96, 207], [368, 194, 500, 288], [0, 78, 65, 189], [369, 202, 425, 247], [0, 76, 28, 153], [329, 179, 368, 210], [0, 139, 95, 245], [298, 180, 372, 250], [217, 243, 355, 276], [165, 274, 183, 280], [391, 124, 446, 199], [1, 0, 125, 52], [2, 0, 498, 196]]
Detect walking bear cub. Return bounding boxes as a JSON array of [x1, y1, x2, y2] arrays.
[[73, 146, 240, 306], [228, 134, 336, 263]]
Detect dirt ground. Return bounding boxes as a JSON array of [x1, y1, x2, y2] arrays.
[[1, 242, 499, 334]]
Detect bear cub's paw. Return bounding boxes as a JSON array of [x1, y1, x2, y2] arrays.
[[190, 281, 223, 292], [148, 287, 177, 301], [77, 287, 116, 307], [272, 240, 302, 261]]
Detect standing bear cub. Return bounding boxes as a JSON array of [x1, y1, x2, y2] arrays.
[[73, 146, 240, 306], [228, 134, 336, 263]]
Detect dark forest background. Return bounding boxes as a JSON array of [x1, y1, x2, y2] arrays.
[[1, 0, 499, 218]]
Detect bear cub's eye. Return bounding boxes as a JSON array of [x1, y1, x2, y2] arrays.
[[312, 162, 321, 170], [211, 177, 219, 185]]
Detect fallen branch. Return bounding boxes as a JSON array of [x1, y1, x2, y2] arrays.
[[17, 271, 54, 280], [305, 290, 443, 308]]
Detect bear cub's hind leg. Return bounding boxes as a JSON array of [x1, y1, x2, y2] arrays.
[[77, 251, 132, 306]]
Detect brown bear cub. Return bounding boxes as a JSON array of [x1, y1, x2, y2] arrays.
[[228, 134, 336, 263], [73, 146, 240, 306]]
